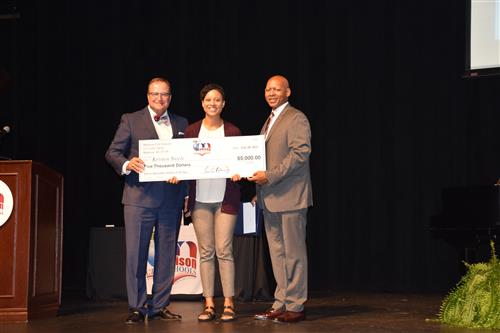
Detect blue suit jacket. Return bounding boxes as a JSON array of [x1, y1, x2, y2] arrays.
[[105, 107, 188, 208]]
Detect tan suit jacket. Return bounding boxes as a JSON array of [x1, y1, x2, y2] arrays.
[[257, 103, 313, 212]]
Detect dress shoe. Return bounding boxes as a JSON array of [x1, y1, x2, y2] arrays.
[[254, 308, 285, 320], [125, 310, 145, 324], [148, 307, 182, 321], [274, 310, 306, 323]]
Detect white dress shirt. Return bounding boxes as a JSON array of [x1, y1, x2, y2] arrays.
[[266, 101, 288, 136]]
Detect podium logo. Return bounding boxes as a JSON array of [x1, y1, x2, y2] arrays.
[[0, 180, 13, 227], [174, 240, 198, 282], [192, 141, 212, 156]]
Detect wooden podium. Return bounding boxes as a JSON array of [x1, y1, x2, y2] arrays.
[[0, 161, 63, 322]]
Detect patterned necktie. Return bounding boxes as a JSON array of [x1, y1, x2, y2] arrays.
[[262, 111, 275, 136]]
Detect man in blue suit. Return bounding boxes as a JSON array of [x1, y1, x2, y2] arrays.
[[105, 77, 188, 324]]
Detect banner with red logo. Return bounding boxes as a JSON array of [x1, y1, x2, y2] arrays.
[[146, 223, 202, 295]]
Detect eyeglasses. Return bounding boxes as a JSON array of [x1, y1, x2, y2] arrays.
[[148, 92, 172, 98]]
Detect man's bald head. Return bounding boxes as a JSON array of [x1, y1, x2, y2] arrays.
[[265, 75, 291, 110]]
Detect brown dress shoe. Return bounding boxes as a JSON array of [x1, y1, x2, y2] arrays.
[[274, 310, 306, 323], [254, 308, 285, 320]]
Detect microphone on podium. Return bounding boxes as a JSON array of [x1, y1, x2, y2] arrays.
[[0, 125, 11, 138], [0, 125, 12, 160]]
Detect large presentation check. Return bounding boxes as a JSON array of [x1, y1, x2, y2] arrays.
[[139, 135, 266, 182]]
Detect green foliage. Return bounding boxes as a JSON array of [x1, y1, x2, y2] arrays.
[[439, 241, 500, 328]]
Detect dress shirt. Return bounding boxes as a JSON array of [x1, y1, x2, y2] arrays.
[[266, 102, 288, 136]]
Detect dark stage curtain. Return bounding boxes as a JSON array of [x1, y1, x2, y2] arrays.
[[1, 0, 500, 295]]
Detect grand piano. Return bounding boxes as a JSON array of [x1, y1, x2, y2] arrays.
[[430, 185, 500, 262]]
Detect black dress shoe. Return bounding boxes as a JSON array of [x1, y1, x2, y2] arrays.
[[148, 307, 182, 321], [125, 310, 145, 324]]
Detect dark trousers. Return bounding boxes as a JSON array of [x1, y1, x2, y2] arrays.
[[124, 204, 181, 315]]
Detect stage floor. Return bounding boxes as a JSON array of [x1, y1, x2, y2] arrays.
[[0, 292, 490, 333]]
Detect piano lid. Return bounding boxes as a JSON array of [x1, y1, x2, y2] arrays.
[[431, 185, 500, 230]]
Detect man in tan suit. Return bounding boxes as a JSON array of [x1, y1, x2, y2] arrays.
[[249, 75, 313, 323]]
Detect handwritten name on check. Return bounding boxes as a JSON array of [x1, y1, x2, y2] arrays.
[[139, 135, 266, 182]]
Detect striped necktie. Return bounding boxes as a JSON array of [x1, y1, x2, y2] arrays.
[[262, 111, 275, 136]]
